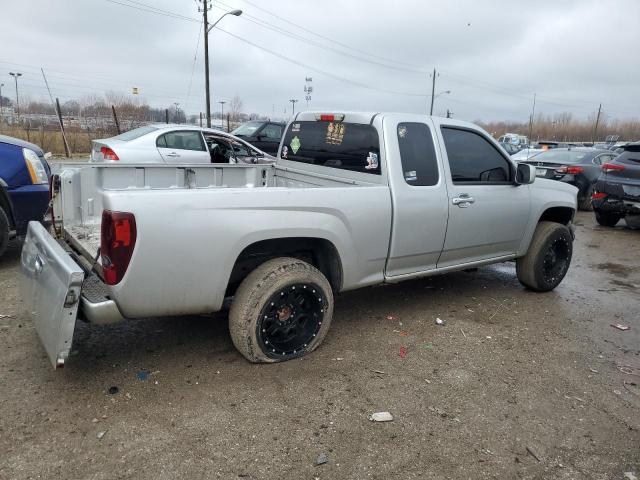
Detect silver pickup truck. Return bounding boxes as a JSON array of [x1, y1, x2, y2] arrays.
[[21, 112, 577, 368]]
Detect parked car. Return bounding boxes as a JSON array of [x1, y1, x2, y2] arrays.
[[21, 112, 577, 369], [533, 141, 569, 150], [231, 121, 286, 156], [521, 148, 617, 210], [0, 135, 50, 258], [592, 142, 640, 227], [90, 125, 274, 164], [499, 142, 520, 155], [512, 148, 545, 161], [498, 133, 528, 149]]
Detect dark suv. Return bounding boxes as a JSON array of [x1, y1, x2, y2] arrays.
[[0, 135, 51, 257], [231, 121, 285, 156], [592, 142, 640, 227]]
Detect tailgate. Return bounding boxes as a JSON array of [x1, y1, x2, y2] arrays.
[[20, 221, 85, 368]]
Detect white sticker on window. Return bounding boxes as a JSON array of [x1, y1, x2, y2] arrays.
[[365, 152, 379, 170], [404, 170, 417, 181]]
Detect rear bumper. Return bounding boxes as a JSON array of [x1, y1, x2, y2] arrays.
[[80, 275, 126, 325], [592, 196, 640, 216]]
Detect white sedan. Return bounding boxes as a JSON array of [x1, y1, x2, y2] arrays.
[[90, 124, 275, 164]]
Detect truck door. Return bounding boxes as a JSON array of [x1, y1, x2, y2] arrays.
[[156, 130, 210, 163], [436, 125, 530, 267], [384, 118, 449, 277]]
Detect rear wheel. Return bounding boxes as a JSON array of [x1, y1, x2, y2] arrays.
[[229, 257, 334, 363], [0, 207, 9, 258], [517, 221, 573, 292], [595, 211, 621, 227], [578, 184, 594, 211]]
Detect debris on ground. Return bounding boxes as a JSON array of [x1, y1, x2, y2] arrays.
[[436, 317, 445, 326], [386, 315, 396, 321], [315, 453, 328, 466], [97, 431, 107, 440], [421, 342, 433, 350], [107, 386, 119, 395], [136, 370, 150, 381], [0, 314, 14, 319], [460, 328, 467, 338], [526, 445, 541, 462], [624, 472, 638, 480], [368, 412, 394, 422], [371, 369, 385, 375], [611, 323, 631, 331], [91, 418, 99, 423], [399, 346, 407, 358]]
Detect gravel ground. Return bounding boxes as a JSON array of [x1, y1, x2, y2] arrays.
[[0, 212, 638, 480]]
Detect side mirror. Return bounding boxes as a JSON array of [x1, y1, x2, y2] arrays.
[[256, 135, 264, 141], [516, 163, 536, 185]]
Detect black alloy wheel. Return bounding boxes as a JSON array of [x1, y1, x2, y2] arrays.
[[256, 283, 327, 359]]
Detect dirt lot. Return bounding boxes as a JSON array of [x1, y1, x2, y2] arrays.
[[1, 212, 638, 480]]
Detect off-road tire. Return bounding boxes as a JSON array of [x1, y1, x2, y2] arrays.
[[229, 257, 334, 363], [578, 185, 594, 211], [595, 211, 621, 227], [516, 221, 573, 292], [0, 207, 9, 258]]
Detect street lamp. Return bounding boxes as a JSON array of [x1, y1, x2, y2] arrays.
[[430, 90, 451, 116], [203, 8, 242, 128], [218, 101, 226, 130], [9, 72, 22, 121]]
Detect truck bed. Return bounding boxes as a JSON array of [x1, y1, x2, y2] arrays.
[[55, 162, 379, 261]]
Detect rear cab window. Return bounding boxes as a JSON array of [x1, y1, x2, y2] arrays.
[[397, 123, 439, 186], [280, 120, 381, 175]]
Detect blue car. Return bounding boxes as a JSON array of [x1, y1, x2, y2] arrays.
[[0, 135, 51, 258]]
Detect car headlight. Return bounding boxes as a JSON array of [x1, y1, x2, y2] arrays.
[[23, 148, 48, 185]]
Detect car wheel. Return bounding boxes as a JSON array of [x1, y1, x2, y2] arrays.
[[516, 221, 573, 292], [578, 184, 594, 211], [595, 211, 622, 227], [229, 257, 334, 363], [0, 207, 9, 258]]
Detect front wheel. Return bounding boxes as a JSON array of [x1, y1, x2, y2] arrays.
[[0, 207, 10, 258], [229, 257, 334, 363], [595, 211, 621, 227], [516, 221, 573, 292]]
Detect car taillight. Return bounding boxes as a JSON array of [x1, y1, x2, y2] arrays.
[[602, 162, 625, 173], [101, 210, 136, 286], [100, 146, 119, 161], [555, 166, 583, 174], [591, 192, 607, 199]]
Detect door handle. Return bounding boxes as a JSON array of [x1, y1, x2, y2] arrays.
[[452, 194, 475, 207], [166, 152, 180, 157]]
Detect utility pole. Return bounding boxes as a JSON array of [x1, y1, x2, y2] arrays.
[[9, 72, 22, 121], [201, 0, 211, 127], [593, 103, 602, 142], [218, 101, 226, 130], [446, 109, 453, 119], [289, 99, 298, 116], [528, 93, 537, 141], [429, 68, 437, 115], [0, 83, 4, 126]]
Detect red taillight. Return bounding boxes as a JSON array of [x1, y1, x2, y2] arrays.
[[100, 146, 119, 161], [555, 166, 583, 174], [315, 113, 345, 122], [101, 210, 136, 286], [320, 114, 334, 121], [591, 192, 607, 199], [602, 162, 625, 173]]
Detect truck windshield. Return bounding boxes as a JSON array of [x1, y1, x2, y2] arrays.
[[232, 121, 263, 136], [280, 121, 381, 174]]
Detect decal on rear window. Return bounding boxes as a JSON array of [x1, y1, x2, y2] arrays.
[[325, 123, 345, 145]]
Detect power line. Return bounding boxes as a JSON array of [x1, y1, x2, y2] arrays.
[[237, 0, 420, 69], [211, 1, 425, 74], [184, 20, 203, 112]]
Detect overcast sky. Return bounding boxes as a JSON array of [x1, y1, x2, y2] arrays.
[[1, 0, 638, 123]]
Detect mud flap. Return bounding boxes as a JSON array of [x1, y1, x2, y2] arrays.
[[20, 221, 84, 368]]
